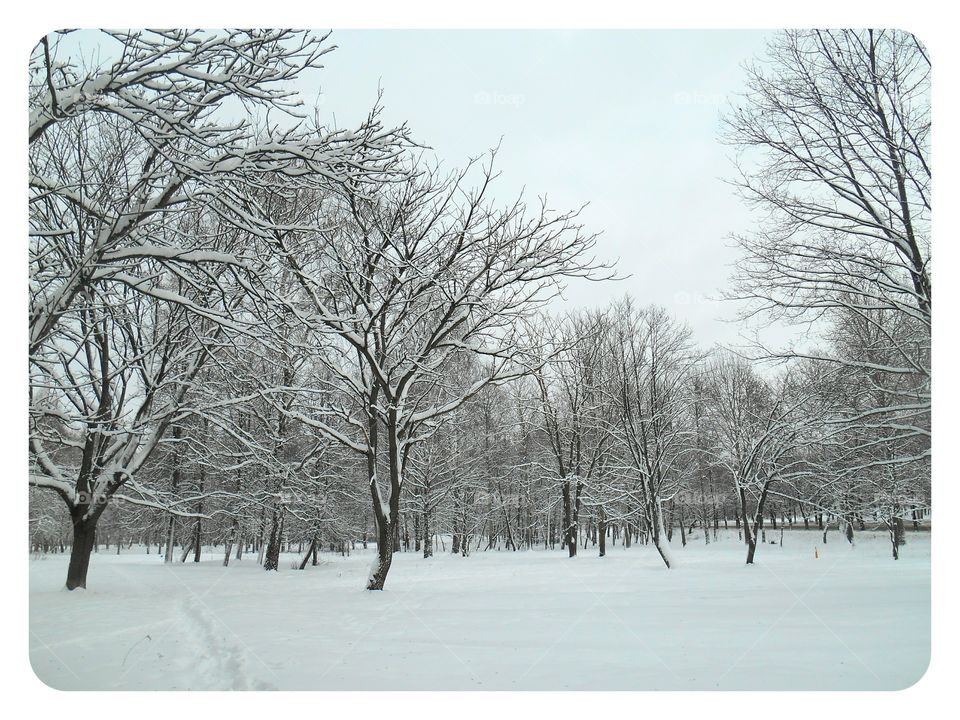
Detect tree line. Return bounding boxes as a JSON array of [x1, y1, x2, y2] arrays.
[[28, 29, 930, 591]]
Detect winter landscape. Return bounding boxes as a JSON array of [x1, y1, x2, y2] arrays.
[[28, 28, 931, 692]]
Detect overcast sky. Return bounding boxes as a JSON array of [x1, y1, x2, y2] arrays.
[[302, 30, 779, 348], [61, 29, 785, 349]]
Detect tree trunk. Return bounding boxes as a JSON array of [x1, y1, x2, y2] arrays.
[[562, 478, 576, 558], [598, 508, 607, 558], [649, 500, 673, 568], [423, 508, 433, 558], [65, 510, 100, 590], [299, 536, 317, 570], [678, 503, 687, 547], [890, 516, 906, 559], [367, 518, 395, 590], [263, 509, 284, 571], [180, 539, 194, 563], [223, 517, 238, 567], [844, 514, 855, 544]]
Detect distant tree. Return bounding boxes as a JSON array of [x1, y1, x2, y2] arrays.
[[722, 29, 931, 546], [608, 302, 700, 568], [530, 309, 613, 558]]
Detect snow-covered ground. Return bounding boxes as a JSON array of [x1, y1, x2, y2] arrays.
[[29, 530, 929, 690]]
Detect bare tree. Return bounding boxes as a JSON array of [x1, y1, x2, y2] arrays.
[[722, 29, 931, 560], [608, 301, 700, 568], [723, 29, 930, 480], [28, 29, 408, 590], [266, 155, 604, 589], [29, 30, 407, 355], [530, 310, 613, 557], [704, 353, 815, 564]]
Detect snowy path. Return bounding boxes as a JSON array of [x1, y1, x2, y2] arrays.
[[29, 530, 930, 690]]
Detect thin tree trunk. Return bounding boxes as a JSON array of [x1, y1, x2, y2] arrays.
[[299, 536, 317, 570], [598, 507, 607, 558]]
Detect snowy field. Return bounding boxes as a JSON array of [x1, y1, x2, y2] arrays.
[[29, 530, 930, 691]]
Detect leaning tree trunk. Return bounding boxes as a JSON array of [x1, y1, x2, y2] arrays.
[[223, 517, 238, 567], [844, 514, 855, 545], [299, 536, 318, 570], [742, 481, 772, 565], [645, 487, 674, 569]]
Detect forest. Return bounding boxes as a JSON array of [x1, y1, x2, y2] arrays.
[[28, 28, 930, 602]]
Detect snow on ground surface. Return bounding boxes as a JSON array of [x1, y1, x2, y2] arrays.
[[29, 529, 929, 690]]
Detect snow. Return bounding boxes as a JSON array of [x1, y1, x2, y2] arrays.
[[29, 530, 929, 690]]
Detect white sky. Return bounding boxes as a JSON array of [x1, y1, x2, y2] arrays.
[[303, 30, 778, 348], [59, 29, 790, 350]]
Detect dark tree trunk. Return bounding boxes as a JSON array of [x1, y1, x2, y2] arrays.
[[598, 508, 607, 558], [299, 536, 317, 570], [844, 514, 855, 544], [367, 518, 395, 590], [423, 508, 433, 559], [561, 478, 576, 558], [263, 509, 284, 571], [180, 538, 194, 563], [65, 509, 101, 590], [890, 517, 906, 559], [366, 403, 403, 590], [678, 503, 687, 547], [740, 481, 772, 565]]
